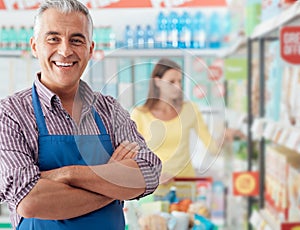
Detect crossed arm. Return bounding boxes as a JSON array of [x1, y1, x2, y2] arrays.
[[17, 141, 145, 220]]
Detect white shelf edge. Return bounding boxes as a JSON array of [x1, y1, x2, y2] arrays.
[[103, 48, 225, 58], [251, 1, 300, 39], [217, 36, 247, 58]]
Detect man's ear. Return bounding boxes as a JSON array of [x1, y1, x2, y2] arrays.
[[89, 41, 95, 58], [30, 37, 38, 58]]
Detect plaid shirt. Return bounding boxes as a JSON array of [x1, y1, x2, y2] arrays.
[[0, 74, 161, 228]]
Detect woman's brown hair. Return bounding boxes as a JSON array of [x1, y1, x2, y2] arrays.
[[143, 58, 183, 111]]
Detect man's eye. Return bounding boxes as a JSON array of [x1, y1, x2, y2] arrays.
[[47, 37, 59, 43], [71, 39, 84, 45]]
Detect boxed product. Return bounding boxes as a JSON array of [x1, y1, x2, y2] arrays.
[[287, 164, 300, 222], [265, 146, 300, 221]]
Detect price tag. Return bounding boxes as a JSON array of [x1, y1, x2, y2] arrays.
[[286, 131, 300, 150], [278, 129, 290, 146], [263, 122, 276, 140], [251, 118, 265, 140], [273, 125, 283, 143], [249, 210, 261, 227]]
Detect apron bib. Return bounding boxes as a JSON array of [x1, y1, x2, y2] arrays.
[[17, 85, 124, 230]]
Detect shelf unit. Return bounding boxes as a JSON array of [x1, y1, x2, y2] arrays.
[[247, 1, 300, 229]]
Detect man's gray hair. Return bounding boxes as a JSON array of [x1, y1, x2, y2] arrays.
[[33, 0, 93, 40]]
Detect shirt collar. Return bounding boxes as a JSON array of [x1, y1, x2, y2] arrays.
[[34, 73, 96, 110]]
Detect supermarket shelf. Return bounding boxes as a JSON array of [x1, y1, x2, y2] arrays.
[[218, 36, 247, 58], [251, 1, 300, 39], [250, 209, 300, 230], [251, 118, 300, 153], [0, 50, 32, 58], [104, 48, 225, 58], [0, 48, 229, 59], [0, 216, 12, 230]]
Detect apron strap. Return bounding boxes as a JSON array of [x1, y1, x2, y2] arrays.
[[91, 107, 108, 135], [32, 84, 109, 136], [32, 85, 49, 136]]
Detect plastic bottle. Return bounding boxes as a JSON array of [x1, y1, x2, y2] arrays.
[[135, 25, 145, 49], [192, 11, 207, 49], [92, 26, 100, 50], [124, 25, 134, 49], [155, 11, 168, 48], [178, 11, 192, 49], [221, 12, 232, 47], [167, 11, 179, 48], [8, 26, 17, 50], [207, 11, 222, 49], [0, 26, 9, 50], [0, 26, 3, 50], [26, 26, 34, 51], [108, 27, 116, 50], [18, 26, 28, 50], [168, 186, 179, 204], [144, 24, 154, 49]]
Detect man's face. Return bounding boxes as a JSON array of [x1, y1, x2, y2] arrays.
[[30, 8, 94, 93]]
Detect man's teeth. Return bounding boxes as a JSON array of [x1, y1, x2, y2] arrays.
[[55, 62, 74, 67]]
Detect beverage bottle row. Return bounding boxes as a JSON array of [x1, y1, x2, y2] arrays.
[[93, 26, 116, 50], [122, 10, 231, 49], [0, 26, 33, 51], [123, 24, 155, 49]]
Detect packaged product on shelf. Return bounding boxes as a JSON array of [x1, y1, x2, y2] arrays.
[[265, 146, 300, 222], [265, 41, 283, 122], [287, 164, 300, 222], [280, 65, 300, 126]]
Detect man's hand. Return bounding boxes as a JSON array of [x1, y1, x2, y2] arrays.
[[108, 141, 139, 163], [41, 141, 139, 183]]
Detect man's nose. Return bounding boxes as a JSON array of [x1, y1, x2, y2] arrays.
[[57, 41, 73, 57]]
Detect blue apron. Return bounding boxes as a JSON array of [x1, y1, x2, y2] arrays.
[[17, 85, 125, 230]]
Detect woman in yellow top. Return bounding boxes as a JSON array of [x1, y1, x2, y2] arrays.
[[131, 58, 219, 195]]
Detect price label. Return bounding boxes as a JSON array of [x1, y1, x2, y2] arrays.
[[263, 121, 276, 140], [286, 131, 300, 150], [278, 129, 290, 145]]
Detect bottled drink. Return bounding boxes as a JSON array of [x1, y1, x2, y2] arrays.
[[135, 25, 144, 49], [108, 27, 116, 50], [18, 26, 28, 50], [1, 26, 10, 50], [221, 12, 232, 47], [179, 11, 192, 49], [155, 11, 168, 48], [144, 25, 154, 49], [168, 186, 179, 204], [124, 25, 134, 49], [167, 11, 179, 48], [27, 26, 34, 51], [192, 11, 207, 49], [207, 11, 222, 49], [8, 26, 18, 50]]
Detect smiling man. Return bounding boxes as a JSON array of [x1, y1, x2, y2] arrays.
[[0, 0, 161, 229]]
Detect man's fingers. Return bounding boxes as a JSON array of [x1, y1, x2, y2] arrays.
[[111, 141, 139, 161]]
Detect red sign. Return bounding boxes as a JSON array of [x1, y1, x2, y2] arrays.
[[280, 26, 300, 65], [233, 171, 259, 196], [281, 223, 300, 230], [0, 0, 4, 9], [208, 65, 223, 81], [0, 0, 226, 10], [193, 84, 207, 99]]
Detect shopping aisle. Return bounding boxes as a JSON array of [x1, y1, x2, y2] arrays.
[[1, 0, 300, 230]]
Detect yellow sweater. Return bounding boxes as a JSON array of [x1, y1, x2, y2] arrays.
[[131, 101, 216, 179]]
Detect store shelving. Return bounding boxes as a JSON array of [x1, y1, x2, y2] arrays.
[[247, 1, 300, 230], [251, 1, 300, 40]]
